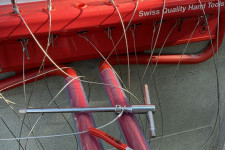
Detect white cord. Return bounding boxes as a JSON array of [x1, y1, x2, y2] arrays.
[[110, 0, 130, 89], [0, 107, 124, 141], [14, 5, 74, 79], [142, 0, 166, 81]]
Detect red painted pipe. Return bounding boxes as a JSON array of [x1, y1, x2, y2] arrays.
[[106, 15, 225, 65], [100, 62, 151, 150], [0, 66, 71, 92], [65, 75, 103, 150], [0, 66, 103, 150]]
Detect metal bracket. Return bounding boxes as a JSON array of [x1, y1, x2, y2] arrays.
[[199, 15, 209, 34], [49, 34, 58, 48], [178, 18, 184, 32], [104, 27, 115, 40], [20, 39, 30, 60]]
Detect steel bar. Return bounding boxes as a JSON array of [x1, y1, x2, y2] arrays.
[[19, 105, 155, 114], [144, 84, 156, 138]]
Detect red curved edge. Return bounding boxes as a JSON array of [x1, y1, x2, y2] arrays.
[[0, 65, 103, 150], [0, 65, 73, 92], [105, 15, 225, 65], [65, 76, 103, 150]]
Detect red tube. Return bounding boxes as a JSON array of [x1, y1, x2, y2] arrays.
[[105, 15, 225, 65], [0, 66, 103, 150], [89, 127, 130, 150], [100, 62, 151, 150], [65, 76, 103, 150], [0, 66, 71, 92]]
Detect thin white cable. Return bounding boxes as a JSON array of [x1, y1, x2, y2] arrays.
[[109, 0, 130, 88], [0, 67, 70, 92], [10, 1, 140, 145], [197, 1, 220, 148], [197, 0, 215, 56], [141, 0, 166, 81], [150, 20, 178, 80], [12, 4, 141, 105], [24, 75, 82, 140], [105, 0, 139, 60], [24, 76, 81, 140], [150, 124, 212, 141], [0, 67, 140, 104], [0, 107, 124, 141], [0, 93, 16, 105], [47, 77, 79, 106], [13, 6, 73, 79], [78, 35, 130, 95], [80, 80, 141, 104], [170, 18, 201, 83]]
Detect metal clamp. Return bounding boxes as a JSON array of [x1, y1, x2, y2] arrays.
[[20, 39, 30, 60]]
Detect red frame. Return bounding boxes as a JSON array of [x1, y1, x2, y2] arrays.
[[105, 15, 225, 65], [0, 0, 225, 149], [0, 0, 224, 73]]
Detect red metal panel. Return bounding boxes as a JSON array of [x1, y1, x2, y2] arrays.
[[0, 0, 224, 72], [104, 15, 225, 64], [0, 0, 224, 40], [0, 16, 219, 72]]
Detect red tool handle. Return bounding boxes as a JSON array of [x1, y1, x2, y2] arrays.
[[89, 127, 132, 150]]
